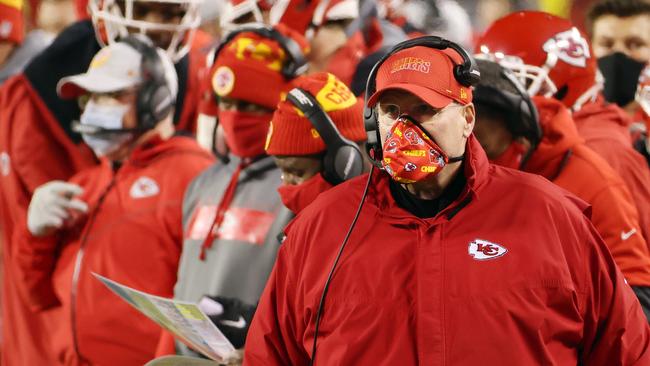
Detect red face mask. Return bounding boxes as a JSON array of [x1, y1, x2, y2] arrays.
[[277, 173, 333, 214], [490, 141, 527, 169], [219, 110, 272, 158], [382, 116, 458, 184]]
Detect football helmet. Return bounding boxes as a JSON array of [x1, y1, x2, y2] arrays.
[[476, 11, 601, 111], [220, 0, 276, 30], [88, 0, 202, 63]]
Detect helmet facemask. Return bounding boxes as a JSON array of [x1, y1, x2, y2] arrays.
[[476, 48, 558, 99], [89, 0, 202, 63]]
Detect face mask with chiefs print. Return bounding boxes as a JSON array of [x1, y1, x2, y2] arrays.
[[381, 115, 463, 184]]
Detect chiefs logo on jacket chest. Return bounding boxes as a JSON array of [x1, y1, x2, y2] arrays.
[[468, 239, 508, 260]]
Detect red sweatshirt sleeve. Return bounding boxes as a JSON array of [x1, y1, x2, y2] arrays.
[[589, 181, 650, 286], [12, 218, 62, 311]]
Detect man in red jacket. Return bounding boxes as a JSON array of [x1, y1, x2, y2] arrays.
[[0, 1, 208, 364], [476, 11, 650, 254], [244, 38, 650, 365], [14, 37, 213, 365]]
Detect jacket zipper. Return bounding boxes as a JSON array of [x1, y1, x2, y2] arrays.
[[70, 176, 117, 361]]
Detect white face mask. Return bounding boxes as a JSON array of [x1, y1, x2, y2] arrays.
[[80, 100, 134, 156]]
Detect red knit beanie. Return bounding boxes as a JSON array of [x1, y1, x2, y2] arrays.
[[265, 72, 366, 156], [0, 0, 24, 45], [211, 23, 310, 110]]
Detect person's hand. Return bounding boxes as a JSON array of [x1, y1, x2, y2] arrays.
[[200, 296, 256, 349], [220, 349, 243, 365], [27, 181, 88, 237]]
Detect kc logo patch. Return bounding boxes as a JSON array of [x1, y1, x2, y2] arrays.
[[130, 176, 160, 199], [468, 239, 508, 260], [212, 66, 236, 97]]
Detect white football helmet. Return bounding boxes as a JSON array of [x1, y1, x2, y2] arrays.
[[88, 0, 202, 63], [219, 0, 277, 32]]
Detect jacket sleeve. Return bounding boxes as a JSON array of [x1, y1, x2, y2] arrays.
[[243, 227, 311, 365], [580, 219, 650, 365], [0, 76, 91, 311], [12, 218, 62, 311], [588, 181, 650, 286]]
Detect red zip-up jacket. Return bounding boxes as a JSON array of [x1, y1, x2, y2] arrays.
[[244, 135, 650, 365], [573, 99, 650, 252], [525, 97, 650, 287], [13, 136, 213, 365], [0, 21, 210, 365]]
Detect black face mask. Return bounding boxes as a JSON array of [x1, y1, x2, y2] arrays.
[[597, 52, 646, 107]]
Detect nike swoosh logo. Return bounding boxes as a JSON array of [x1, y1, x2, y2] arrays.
[[621, 229, 638, 241], [220, 315, 247, 329]]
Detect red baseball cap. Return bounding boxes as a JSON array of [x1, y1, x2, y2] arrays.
[[367, 46, 473, 108]]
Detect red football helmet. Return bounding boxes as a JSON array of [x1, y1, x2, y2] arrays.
[[475, 11, 601, 111]]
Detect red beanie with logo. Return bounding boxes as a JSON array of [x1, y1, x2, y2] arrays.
[[0, 0, 24, 45], [265, 72, 366, 156], [211, 23, 310, 110]]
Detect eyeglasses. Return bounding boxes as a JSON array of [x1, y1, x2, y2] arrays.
[[377, 101, 463, 123]]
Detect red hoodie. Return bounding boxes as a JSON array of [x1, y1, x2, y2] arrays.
[[245, 135, 650, 365], [13, 136, 213, 365], [573, 99, 650, 252], [526, 97, 650, 286]]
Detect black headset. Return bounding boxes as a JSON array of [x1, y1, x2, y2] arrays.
[[363, 36, 481, 165], [121, 35, 175, 131], [286, 87, 364, 185], [213, 24, 308, 80], [473, 62, 542, 168], [72, 35, 175, 135]]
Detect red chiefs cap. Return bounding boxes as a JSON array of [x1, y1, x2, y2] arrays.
[[367, 46, 473, 108]]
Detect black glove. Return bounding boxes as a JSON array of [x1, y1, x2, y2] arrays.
[[203, 295, 256, 349]]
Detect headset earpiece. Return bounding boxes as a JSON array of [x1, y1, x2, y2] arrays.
[[286, 88, 364, 185], [120, 35, 174, 131], [499, 68, 542, 147]]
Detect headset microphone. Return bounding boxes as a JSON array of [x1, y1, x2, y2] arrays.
[[71, 120, 147, 135]]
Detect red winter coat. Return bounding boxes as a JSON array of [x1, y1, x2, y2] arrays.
[[13, 136, 213, 365], [0, 21, 208, 365], [573, 99, 650, 252], [244, 135, 650, 365], [525, 97, 650, 286]]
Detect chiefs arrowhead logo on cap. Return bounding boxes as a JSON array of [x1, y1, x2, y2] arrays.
[[543, 28, 591, 68], [468, 239, 508, 260]]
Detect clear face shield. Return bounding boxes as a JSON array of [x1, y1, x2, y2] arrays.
[[89, 0, 202, 63]]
